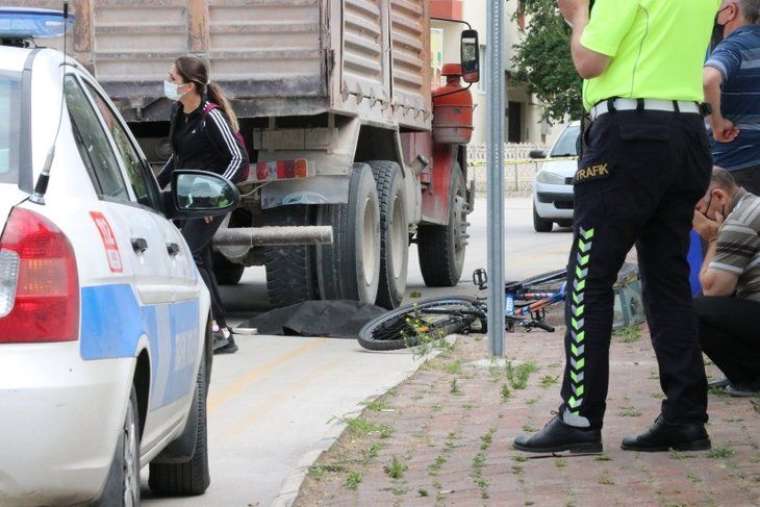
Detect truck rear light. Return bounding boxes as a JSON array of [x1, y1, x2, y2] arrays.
[[0, 208, 79, 343], [255, 159, 311, 182]]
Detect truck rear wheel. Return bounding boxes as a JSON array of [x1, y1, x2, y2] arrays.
[[368, 160, 408, 309], [316, 163, 381, 304], [263, 205, 319, 307], [418, 163, 467, 287]]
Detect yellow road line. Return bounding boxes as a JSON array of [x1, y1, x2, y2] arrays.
[[225, 356, 346, 438], [208, 339, 328, 413]]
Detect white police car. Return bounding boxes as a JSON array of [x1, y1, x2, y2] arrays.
[[0, 8, 239, 506]]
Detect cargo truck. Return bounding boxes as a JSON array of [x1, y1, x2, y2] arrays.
[[19, 0, 480, 309]]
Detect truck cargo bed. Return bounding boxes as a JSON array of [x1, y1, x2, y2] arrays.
[[19, 0, 431, 130]]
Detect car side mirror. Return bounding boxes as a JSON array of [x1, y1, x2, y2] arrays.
[[529, 150, 547, 159], [172, 170, 240, 218], [460, 29, 480, 84]]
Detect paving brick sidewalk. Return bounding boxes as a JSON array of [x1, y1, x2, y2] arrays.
[[294, 325, 760, 506]]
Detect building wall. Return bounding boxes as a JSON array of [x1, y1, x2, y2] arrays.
[[433, 0, 564, 148]]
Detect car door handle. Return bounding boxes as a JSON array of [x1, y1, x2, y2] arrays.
[[167, 242, 181, 257], [131, 237, 149, 254]]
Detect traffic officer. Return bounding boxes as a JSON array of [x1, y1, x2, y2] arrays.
[[514, 0, 720, 453]]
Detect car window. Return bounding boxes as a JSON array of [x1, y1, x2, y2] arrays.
[[82, 82, 161, 211], [64, 76, 130, 201], [0, 72, 21, 183], [550, 125, 581, 158]]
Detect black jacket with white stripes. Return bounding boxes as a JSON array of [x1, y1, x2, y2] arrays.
[[157, 100, 248, 189]]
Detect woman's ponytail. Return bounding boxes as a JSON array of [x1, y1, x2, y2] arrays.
[[174, 55, 240, 132], [207, 81, 239, 132]]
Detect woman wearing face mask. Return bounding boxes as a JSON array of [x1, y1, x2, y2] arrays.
[[158, 55, 249, 354]]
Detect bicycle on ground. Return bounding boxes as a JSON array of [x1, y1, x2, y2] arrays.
[[357, 269, 567, 351]]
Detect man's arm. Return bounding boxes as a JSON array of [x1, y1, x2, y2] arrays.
[[559, 0, 611, 79], [700, 238, 740, 296], [704, 66, 739, 143]]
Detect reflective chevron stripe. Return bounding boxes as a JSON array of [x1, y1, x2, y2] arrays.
[[568, 227, 594, 420], [571, 343, 585, 356], [571, 330, 585, 343], [570, 370, 584, 383]]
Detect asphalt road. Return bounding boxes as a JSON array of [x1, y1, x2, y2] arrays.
[[142, 197, 574, 506]]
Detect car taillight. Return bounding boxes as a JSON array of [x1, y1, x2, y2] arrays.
[[0, 208, 79, 343]]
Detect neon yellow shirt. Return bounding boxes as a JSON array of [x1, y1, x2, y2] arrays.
[[581, 0, 721, 111]]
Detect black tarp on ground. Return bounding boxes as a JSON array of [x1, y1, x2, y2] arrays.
[[239, 300, 387, 338]]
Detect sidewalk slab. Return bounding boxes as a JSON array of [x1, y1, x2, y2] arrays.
[[295, 328, 760, 506]]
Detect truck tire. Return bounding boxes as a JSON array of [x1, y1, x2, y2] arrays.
[[418, 163, 467, 287], [263, 205, 319, 307], [212, 252, 245, 286], [533, 204, 553, 233], [148, 349, 211, 496], [97, 387, 141, 506], [368, 160, 408, 309], [316, 163, 381, 303]]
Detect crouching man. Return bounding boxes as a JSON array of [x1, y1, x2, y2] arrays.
[[693, 167, 760, 397]]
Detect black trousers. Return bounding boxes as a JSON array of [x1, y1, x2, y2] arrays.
[[695, 296, 760, 385], [730, 165, 760, 196], [182, 216, 228, 329], [559, 110, 712, 429]]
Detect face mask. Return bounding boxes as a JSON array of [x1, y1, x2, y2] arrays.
[[164, 80, 186, 101]]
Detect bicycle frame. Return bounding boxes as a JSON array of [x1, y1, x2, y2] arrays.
[[473, 268, 566, 333]]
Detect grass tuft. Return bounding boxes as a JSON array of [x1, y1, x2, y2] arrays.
[[614, 325, 641, 343], [708, 447, 736, 459], [507, 360, 538, 390], [385, 455, 408, 479], [344, 471, 362, 490]]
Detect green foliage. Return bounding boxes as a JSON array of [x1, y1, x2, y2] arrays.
[[614, 325, 641, 343], [344, 471, 362, 490], [512, 0, 584, 122], [507, 360, 538, 390], [708, 447, 736, 459], [385, 456, 408, 479], [501, 383, 512, 401]]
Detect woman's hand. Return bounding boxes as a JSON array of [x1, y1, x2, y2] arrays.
[[204, 216, 213, 224]]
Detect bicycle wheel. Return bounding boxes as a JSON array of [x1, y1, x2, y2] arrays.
[[358, 296, 482, 351]]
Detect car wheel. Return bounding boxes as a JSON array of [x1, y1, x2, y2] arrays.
[[97, 387, 141, 506], [533, 204, 553, 233], [148, 349, 210, 496]]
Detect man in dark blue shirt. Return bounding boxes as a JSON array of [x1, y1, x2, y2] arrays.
[[705, 0, 760, 194]]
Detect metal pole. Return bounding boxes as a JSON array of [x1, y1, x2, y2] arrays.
[[487, 0, 507, 356]]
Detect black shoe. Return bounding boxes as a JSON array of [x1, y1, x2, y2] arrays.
[[725, 382, 760, 398], [622, 416, 710, 452], [513, 416, 602, 453], [707, 377, 731, 388], [214, 336, 238, 355]]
